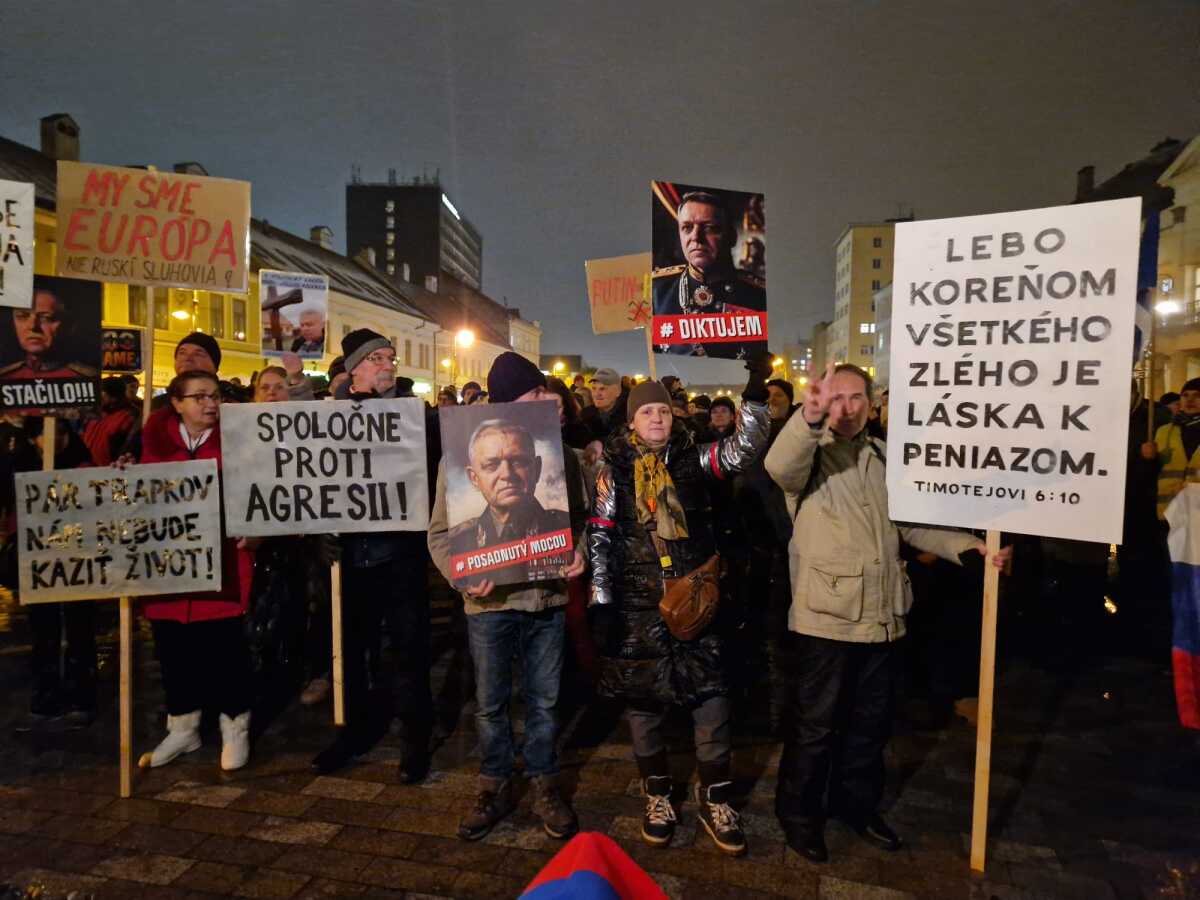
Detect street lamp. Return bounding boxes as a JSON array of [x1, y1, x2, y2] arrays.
[[455, 328, 475, 349], [553, 361, 565, 374]]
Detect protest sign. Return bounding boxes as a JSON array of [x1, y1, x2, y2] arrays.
[[219, 398, 430, 536], [439, 399, 574, 588], [0, 274, 101, 415], [259, 269, 329, 358], [102, 327, 143, 372], [886, 198, 1140, 545], [585, 253, 651, 334], [650, 180, 767, 360], [55, 161, 251, 292], [14, 460, 222, 604], [0, 179, 34, 308]]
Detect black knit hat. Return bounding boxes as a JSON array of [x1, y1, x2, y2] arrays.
[[1183, 378, 1200, 395], [342, 328, 391, 374], [327, 356, 346, 380], [767, 378, 794, 405], [711, 396, 736, 415], [176, 332, 221, 370], [487, 351, 546, 404]]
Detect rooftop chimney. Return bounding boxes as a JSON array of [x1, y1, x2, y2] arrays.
[[310, 226, 335, 251], [173, 162, 209, 176], [1075, 165, 1095, 202], [40, 114, 80, 161]]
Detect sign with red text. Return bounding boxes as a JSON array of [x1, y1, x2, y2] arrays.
[[886, 198, 1140, 544], [0, 180, 35, 308], [55, 161, 250, 293], [584, 253, 651, 334], [651, 180, 767, 360], [101, 327, 143, 372]]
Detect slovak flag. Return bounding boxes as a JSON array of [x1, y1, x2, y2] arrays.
[[520, 832, 668, 899], [1164, 483, 1200, 729]]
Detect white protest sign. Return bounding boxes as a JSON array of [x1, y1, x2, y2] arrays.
[[15, 460, 222, 603], [886, 198, 1140, 544], [219, 398, 430, 536], [0, 180, 35, 308]]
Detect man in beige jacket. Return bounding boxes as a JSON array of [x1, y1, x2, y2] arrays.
[[765, 363, 1009, 863]]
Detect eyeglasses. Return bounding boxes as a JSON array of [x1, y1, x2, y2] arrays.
[[364, 353, 398, 368], [181, 392, 221, 405]]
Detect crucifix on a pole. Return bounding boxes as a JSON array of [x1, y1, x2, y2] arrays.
[[261, 285, 304, 351]]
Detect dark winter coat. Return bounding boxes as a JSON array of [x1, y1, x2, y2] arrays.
[[587, 400, 768, 706]]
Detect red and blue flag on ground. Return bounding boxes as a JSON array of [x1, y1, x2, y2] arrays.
[[520, 832, 668, 900]]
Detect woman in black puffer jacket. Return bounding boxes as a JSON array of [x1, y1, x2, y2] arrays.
[[587, 358, 770, 856]]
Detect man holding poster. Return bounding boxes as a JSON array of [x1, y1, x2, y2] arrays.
[[429, 352, 588, 844], [651, 182, 767, 359], [766, 362, 1010, 863]]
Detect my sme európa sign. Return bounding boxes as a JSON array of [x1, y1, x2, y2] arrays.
[[886, 198, 1140, 544]]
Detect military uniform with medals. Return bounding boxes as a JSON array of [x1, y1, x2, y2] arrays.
[[652, 264, 767, 359], [0, 356, 99, 380], [448, 498, 573, 586]]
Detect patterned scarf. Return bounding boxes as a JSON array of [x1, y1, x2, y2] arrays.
[[629, 432, 688, 540]]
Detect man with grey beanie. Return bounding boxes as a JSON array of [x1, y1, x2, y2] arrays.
[[312, 329, 437, 789]]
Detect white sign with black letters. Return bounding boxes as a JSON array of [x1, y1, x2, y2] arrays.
[[220, 398, 430, 536], [0, 180, 34, 308], [15, 460, 222, 603], [886, 198, 1140, 543]]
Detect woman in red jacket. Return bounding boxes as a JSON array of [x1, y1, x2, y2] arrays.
[[139, 370, 255, 771]]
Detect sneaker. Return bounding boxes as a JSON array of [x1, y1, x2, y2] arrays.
[[458, 776, 515, 841], [531, 775, 578, 840], [300, 676, 331, 706], [696, 781, 746, 856], [641, 776, 676, 846]]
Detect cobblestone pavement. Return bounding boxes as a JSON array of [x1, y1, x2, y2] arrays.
[[1, 597, 1198, 900]]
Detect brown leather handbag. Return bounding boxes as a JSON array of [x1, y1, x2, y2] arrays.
[[659, 554, 724, 641]]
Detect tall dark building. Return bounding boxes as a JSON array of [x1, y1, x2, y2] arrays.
[[346, 177, 483, 290]]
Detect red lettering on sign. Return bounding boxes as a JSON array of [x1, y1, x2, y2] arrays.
[[63, 208, 95, 251], [180, 183, 199, 216], [208, 220, 237, 266], [96, 211, 128, 254], [187, 219, 211, 258], [128, 215, 157, 257]]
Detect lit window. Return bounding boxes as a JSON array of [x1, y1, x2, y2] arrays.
[[386, 233, 395, 245], [232, 298, 246, 339], [386, 263, 396, 275], [128, 285, 147, 326], [385, 200, 395, 213], [405, 339, 412, 366], [386, 216, 395, 228], [860, 323, 870, 334], [387, 248, 395, 260]]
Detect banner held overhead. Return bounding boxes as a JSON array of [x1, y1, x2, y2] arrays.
[[0, 179, 35, 308], [55, 161, 251, 293]]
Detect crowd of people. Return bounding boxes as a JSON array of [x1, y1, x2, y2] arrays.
[[2, 324, 1189, 866]]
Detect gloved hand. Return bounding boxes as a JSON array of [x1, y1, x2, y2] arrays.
[[742, 349, 774, 402]]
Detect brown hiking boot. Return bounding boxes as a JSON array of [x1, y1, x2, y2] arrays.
[[458, 776, 515, 841], [531, 775, 579, 839]]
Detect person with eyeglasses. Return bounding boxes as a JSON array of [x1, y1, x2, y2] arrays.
[[137, 369, 257, 772], [313, 330, 438, 787]]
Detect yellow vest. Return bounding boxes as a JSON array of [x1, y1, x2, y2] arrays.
[[1155, 422, 1200, 519]]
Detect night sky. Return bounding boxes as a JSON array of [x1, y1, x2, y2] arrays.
[[3, 1, 1197, 382]]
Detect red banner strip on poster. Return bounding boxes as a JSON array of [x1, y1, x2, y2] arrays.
[[651, 312, 767, 344], [450, 527, 573, 578]]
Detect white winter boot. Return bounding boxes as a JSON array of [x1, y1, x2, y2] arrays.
[[219, 711, 251, 771], [139, 710, 202, 768]]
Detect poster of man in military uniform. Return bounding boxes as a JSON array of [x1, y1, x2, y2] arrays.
[[0, 275, 100, 415], [439, 400, 574, 589], [651, 181, 767, 359]]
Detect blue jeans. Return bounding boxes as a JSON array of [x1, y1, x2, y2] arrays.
[[465, 607, 565, 780]]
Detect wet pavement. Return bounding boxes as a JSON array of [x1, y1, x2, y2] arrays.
[[1, 588, 1199, 900]]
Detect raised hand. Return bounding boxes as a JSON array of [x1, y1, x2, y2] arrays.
[[802, 362, 836, 424]]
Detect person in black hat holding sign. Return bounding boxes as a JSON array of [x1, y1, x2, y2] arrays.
[[312, 329, 437, 786]]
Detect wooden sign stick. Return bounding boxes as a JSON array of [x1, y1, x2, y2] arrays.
[[331, 560, 345, 726], [120, 328, 155, 799], [643, 327, 658, 382], [969, 528, 1002, 872]]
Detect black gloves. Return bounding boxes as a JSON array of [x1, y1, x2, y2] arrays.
[[742, 349, 774, 402]]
